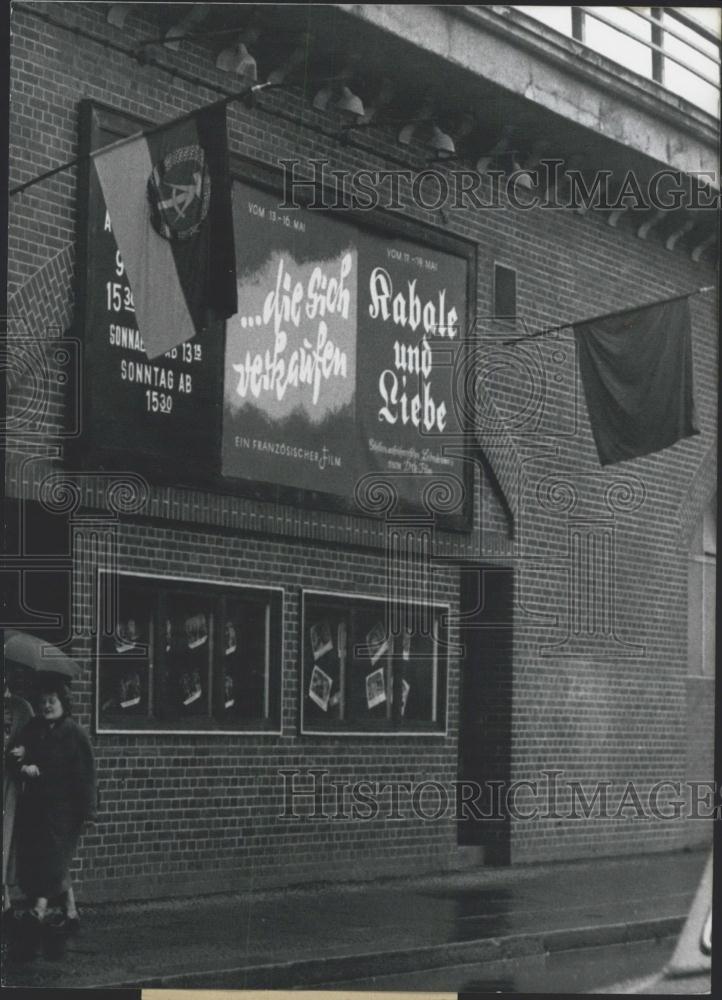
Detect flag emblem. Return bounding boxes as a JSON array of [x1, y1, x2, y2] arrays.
[[147, 144, 211, 241], [94, 103, 237, 359]]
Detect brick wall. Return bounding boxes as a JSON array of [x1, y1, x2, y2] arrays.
[[69, 522, 461, 901], [7, 1, 716, 899]]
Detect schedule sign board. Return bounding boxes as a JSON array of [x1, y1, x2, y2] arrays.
[[80, 106, 471, 521], [81, 120, 224, 470], [222, 181, 469, 507]]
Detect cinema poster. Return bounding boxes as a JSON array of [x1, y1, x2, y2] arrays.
[[222, 180, 469, 510], [222, 182, 359, 495], [83, 135, 471, 517]]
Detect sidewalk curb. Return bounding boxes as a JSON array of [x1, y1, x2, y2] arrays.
[[92, 914, 686, 990]]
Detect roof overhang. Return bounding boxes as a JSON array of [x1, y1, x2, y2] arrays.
[[336, 3, 719, 184]]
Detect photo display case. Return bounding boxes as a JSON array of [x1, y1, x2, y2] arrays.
[[97, 571, 282, 733], [301, 590, 449, 734]]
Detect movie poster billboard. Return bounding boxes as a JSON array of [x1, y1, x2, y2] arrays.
[[222, 179, 469, 510], [81, 110, 470, 519]]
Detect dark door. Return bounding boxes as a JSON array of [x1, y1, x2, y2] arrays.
[[457, 565, 513, 863]]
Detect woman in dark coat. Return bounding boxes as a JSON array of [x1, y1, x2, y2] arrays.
[[10, 678, 96, 924]]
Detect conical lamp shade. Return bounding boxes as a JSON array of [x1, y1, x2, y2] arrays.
[[430, 125, 455, 157], [216, 42, 257, 79], [398, 123, 416, 145], [335, 85, 365, 119], [312, 86, 333, 111], [235, 44, 258, 81]]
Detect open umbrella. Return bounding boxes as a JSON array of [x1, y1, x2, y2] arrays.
[[3, 629, 80, 680]]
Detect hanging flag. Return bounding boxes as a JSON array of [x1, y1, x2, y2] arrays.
[[575, 296, 699, 465], [94, 103, 237, 359]]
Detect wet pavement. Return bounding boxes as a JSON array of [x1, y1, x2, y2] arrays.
[[328, 936, 680, 992], [2, 847, 708, 990]]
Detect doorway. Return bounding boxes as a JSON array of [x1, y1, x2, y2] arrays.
[[457, 565, 513, 863]]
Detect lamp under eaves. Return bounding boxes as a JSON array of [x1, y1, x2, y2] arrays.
[[400, 119, 456, 158], [336, 85, 365, 119], [429, 124, 455, 158], [313, 82, 365, 120], [216, 41, 258, 79]]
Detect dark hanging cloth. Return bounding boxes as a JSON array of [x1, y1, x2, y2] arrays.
[[574, 296, 699, 465], [13, 716, 96, 900]]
